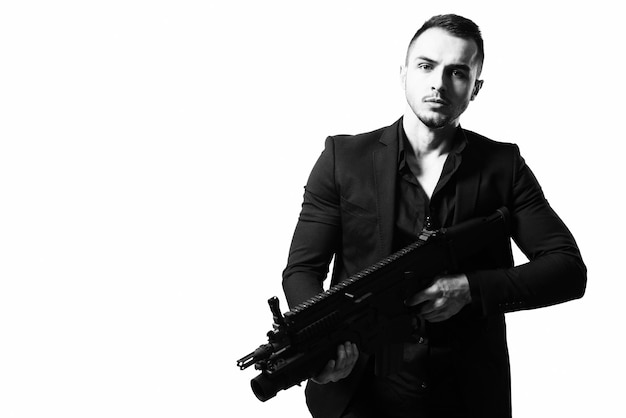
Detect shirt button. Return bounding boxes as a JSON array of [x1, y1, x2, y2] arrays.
[[421, 382, 428, 390]]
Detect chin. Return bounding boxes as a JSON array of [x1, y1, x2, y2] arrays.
[[418, 114, 451, 129]]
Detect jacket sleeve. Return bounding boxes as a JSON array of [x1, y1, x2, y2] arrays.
[[467, 145, 587, 315], [282, 137, 342, 309]]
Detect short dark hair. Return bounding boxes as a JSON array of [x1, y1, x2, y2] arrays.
[[406, 14, 484, 74]]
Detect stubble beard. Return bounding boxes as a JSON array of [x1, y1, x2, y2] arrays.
[[417, 111, 452, 129], [413, 100, 469, 130]]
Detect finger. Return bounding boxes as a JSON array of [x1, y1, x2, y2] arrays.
[[406, 291, 431, 307], [318, 343, 360, 383], [319, 359, 336, 377], [421, 309, 440, 322], [311, 359, 336, 384], [418, 299, 440, 315], [406, 284, 440, 306], [422, 303, 454, 322], [335, 344, 347, 370], [336, 344, 357, 378], [344, 342, 353, 358], [347, 343, 359, 367], [423, 311, 449, 323], [344, 343, 358, 364]]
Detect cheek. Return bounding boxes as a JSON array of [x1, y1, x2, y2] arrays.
[[405, 76, 426, 99], [405, 72, 425, 88], [452, 80, 473, 97]]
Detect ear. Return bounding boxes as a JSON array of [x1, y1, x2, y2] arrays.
[[399, 65, 407, 89], [470, 79, 484, 101]]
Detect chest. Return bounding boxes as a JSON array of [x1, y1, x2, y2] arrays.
[[407, 152, 449, 199]]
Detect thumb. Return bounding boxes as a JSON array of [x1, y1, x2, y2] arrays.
[[405, 282, 439, 306]]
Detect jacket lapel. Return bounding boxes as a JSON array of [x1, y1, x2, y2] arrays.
[[453, 130, 480, 224], [372, 123, 483, 253], [373, 119, 401, 257]]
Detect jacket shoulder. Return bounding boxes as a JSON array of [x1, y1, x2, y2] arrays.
[[462, 128, 517, 151], [326, 121, 398, 161], [330, 125, 389, 147]]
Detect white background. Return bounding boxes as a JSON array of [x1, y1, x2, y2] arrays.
[[0, 1, 623, 417]]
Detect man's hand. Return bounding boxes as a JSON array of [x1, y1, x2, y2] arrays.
[[406, 274, 472, 322], [311, 342, 359, 384]]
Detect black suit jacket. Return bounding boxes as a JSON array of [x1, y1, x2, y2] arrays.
[[282, 119, 586, 418]]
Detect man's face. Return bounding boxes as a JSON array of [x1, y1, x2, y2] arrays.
[[401, 27, 483, 129]]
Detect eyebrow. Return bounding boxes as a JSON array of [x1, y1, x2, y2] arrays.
[[414, 55, 471, 73], [414, 55, 437, 64]]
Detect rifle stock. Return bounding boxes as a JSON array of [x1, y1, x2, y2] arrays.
[[237, 207, 510, 401]]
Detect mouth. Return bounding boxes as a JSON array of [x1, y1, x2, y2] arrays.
[[423, 97, 449, 105]]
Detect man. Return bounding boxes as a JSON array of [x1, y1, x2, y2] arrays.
[[282, 14, 586, 418]]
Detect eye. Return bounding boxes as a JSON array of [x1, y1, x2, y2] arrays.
[[417, 63, 433, 71], [451, 69, 467, 79]]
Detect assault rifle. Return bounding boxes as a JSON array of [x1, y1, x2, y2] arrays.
[[237, 208, 510, 401]]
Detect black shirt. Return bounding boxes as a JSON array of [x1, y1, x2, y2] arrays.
[[393, 123, 467, 249], [365, 123, 469, 417]]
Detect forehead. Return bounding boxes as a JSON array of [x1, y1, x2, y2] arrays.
[[408, 27, 479, 67]]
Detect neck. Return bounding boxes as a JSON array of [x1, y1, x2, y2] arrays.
[[402, 111, 458, 158]]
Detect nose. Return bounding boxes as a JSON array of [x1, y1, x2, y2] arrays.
[[430, 68, 446, 92]]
